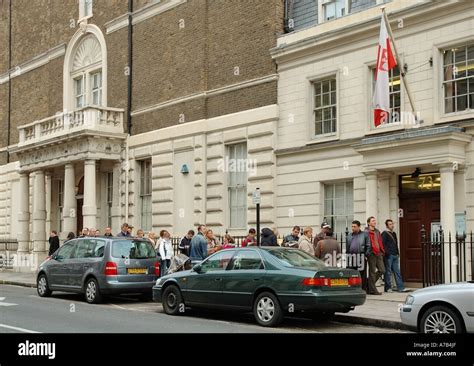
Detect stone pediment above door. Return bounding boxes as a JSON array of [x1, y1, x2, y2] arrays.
[[352, 126, 471, 171]]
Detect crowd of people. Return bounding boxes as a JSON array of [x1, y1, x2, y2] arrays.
[[47, 217, 407, 294], [287, 216, 408, 295]]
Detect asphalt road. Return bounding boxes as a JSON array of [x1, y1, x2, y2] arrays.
[[0, 285, 406, 333]]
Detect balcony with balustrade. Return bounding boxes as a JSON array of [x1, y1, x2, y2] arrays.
[[17, 106, 125, 149]]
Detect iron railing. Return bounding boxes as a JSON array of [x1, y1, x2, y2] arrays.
[[421, 226, 473, 286]]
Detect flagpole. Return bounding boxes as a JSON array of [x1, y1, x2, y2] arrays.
[[381, 7, 418, 121]]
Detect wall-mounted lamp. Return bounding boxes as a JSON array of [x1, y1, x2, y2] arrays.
[[180, 164, 189, 175]]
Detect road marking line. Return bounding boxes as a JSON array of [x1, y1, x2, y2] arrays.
[[0, 297, 18, 306], [0, 324, 41, 333]]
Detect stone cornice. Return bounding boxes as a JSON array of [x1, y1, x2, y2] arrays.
[[271, 1, 469, 65], [105, 0, 187, 34], [131, 74, 278, 117], [16, 136, 125, 172], [0, 44, 66, 85]]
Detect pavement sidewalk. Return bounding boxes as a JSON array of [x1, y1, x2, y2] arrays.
[[0, 270, 413, 331], [334, 287, 414, 331], [0, 270, 36, 288]]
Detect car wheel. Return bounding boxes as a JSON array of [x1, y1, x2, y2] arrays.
[[253, 292, 284, 327], [37, 274, 52, 297], [162, 285, 184, 315], [84, 278, 102, 304], [420, 305, 463, 334]]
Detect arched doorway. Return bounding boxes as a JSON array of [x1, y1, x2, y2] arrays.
[[76, 176, 84, 234]]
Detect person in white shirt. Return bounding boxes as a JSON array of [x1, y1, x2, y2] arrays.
[[158, 230, 173, 275]]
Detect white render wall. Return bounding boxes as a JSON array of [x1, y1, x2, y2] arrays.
[[127, 105, 278, 237], [274, 0, 473, 279], [277, 3, 473, 151]]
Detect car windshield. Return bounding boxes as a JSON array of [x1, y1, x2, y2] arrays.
[[265, 248, 326, 269], [112, 240, 156, 259]]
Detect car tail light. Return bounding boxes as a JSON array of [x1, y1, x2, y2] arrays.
[[348, 277, 362, 286], [302, 278, 330, 287], [154, 261, 160, 276], [105, 261, 118, 276]]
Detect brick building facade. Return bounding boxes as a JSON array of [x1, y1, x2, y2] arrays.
[[0, 0, 284, 270]]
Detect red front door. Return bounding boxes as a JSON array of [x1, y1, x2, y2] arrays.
[[399, 194, 440, 283]]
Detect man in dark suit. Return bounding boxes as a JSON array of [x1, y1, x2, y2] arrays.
[[48, 231, 60, 256]]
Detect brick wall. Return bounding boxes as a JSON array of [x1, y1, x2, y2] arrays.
[[0, 0, 129, 158], [131, 0, 283, 134], [1, 0, 284, 156]]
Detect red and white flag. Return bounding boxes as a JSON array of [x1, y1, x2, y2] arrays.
[[373, 15, 397, 127]]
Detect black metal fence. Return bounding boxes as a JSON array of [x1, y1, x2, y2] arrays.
[[421, 226, 473, 287]]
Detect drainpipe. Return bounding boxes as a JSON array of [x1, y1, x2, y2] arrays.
[[284, 0, 292, 33], [7, 0, 12, 163], [124, 0, 133, 223], [124, 134, 130, 223], [127, 0, 133, 135]]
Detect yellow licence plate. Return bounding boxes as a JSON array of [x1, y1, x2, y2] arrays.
[[127, 268, 147, 274], [331, 279, 348, 286]]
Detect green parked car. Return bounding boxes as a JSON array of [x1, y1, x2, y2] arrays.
[[153, 247, 366, 327]]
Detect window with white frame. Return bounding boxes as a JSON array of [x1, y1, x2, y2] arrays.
[[57, 180, 64, 233], [371, 65, 401, 124], [79, 0, 93, 19], [70, 35, 103, 109], [139, 160, 152, 231], [313, 77, 337, 136], [443, 43, 474, 114], [322, 0, 346, 21], [106, 172, 113, 228], [91, 71, 102, 105], [74, 75, 85, 108], [227, 143, 248, 229], [324, 181, 353, 235]]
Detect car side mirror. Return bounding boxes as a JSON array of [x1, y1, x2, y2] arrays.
[[193, 264, 202, 273], [55, 255, 63, 262]]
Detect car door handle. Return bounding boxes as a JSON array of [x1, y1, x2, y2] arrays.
[[253, 278, 261, 281], [215, 278, 222, 282]]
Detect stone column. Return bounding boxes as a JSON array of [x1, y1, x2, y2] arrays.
[[32, 171, 47, 269], [111, 162, 122, 233], [378, 172, 391, 224], [17, 173, 30, 254], [63, 164, 77, 237], [439, 163, 456, 282], [45, 172, 52, 236], [440, 164, 456, 238], [364, 170, 378, 222], [83, 160, 97, 229]]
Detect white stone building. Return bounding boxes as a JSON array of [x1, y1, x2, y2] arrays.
[[273, 0, 473, 284]]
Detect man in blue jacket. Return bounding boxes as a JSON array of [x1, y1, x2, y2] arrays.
[[189, 225, 208, 261]]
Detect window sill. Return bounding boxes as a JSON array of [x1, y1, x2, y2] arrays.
[[435, 111, 473, 124], [365, 123, 406, 136], [306, 134, 339, 145]]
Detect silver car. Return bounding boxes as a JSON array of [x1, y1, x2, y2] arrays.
[[36, 237, 160, 304], [400, 281, 474, 333]]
